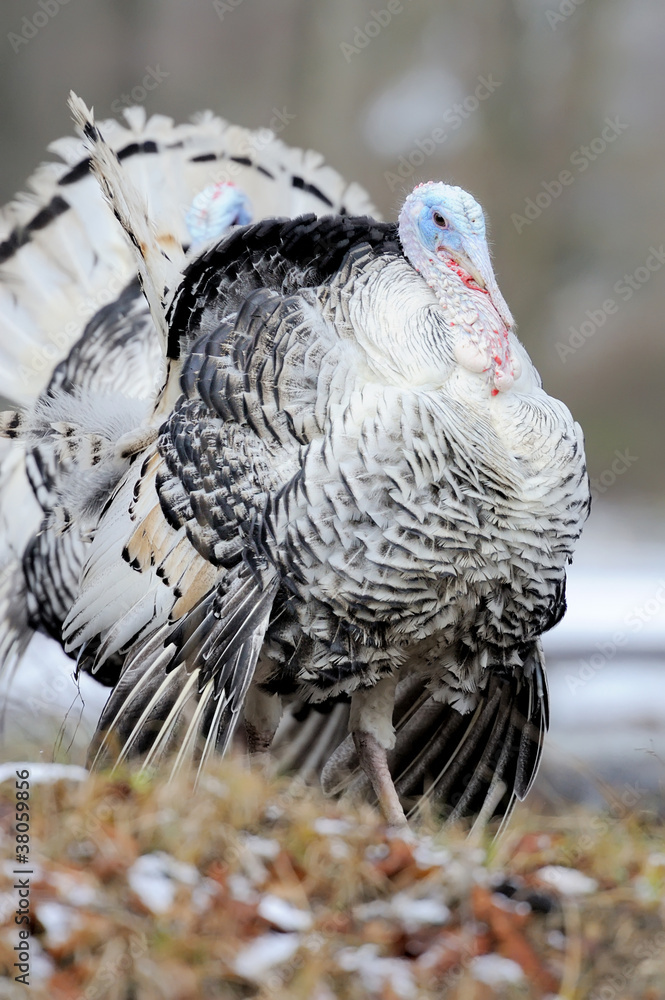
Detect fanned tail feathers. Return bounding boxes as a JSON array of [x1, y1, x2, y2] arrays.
[[0, 100, 378, 405], [319, 643, 549, 829], [272, 701, 351, 781], [0, 441, 43, 691], [68, 93, 182, 352]]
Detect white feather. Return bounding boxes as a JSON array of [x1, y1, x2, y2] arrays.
[[0, 102, 378, 406]]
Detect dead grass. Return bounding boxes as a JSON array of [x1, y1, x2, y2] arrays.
[[0, 757, 663, 999]]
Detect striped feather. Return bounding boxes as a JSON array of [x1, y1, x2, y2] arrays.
[[318, 642, 549, 829], [89, 572, 277, 779], [0, 101, 378, 406], [68, 93, 183, 353]]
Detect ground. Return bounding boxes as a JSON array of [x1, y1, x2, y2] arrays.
[[0, 758, 663, 999]]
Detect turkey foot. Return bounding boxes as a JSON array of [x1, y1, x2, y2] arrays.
[[353, 729, 407, 826], [349, 674, 406, 826]]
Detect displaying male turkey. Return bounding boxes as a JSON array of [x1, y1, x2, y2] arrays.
[[0, 98, 377, 695], [35, 99, 590, 828]]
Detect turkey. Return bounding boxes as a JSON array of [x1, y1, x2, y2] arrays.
[[0, 96, 377, 700], [21, 99, 590, 828]]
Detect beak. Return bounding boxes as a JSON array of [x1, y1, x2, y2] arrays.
[[450, 237, 515, 331]]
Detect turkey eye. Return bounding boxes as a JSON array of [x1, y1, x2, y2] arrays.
[[432, 211, 447, 228]]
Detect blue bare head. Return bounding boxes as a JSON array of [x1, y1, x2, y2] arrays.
[[398, 182, 514, 330], [186, 181, 252, 249]]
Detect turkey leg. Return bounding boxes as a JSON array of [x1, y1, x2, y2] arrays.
[[244, 686, 282, 755], [350, 675, 407, 827]]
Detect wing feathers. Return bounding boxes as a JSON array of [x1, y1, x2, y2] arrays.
[[89, 568, 277, 778]]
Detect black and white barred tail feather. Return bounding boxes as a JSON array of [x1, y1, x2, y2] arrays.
[[0, 109, 381, 678], [0, 100, 378, 406], [0, 280, 163, 687], [272, 701, 351, 780], [0, 440, 43, 695], [68, 93, 182, 352], [318, 642, 549, 827]]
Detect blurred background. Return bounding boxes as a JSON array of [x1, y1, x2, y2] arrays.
[[0, 0, 663, 803]]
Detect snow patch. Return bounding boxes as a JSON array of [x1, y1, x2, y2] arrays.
[[258, 894, 313, 932], [536, 865, 598, 896], [233, 932, 301, 981], [355, 892, 450, 932], [312, 816, 352, 836], [36, 900, 83, 947], [338, 944, 417, 999], [0, 762, 89, 785], [470, 953, 525, 985], [127, 852, 198, 913]]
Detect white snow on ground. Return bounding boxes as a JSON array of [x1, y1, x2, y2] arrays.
[[548, 660, 665, 727], [0, 762, 88, 784], [35, 900, 84, 947], [544, 653, 665, 780], [257, 894, 313, 932], [0, 630, 108, 764], [337, 944, 417, 999], [470, 954, 525, 986], [535, 866, 599, 897], [312, 816, 352, 836], [354, 893, 450, 932], [537, 503, 665, 797], [545, 565, 665, 655], [127, 852, 199, 914], [233, 932, 302, 982]]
